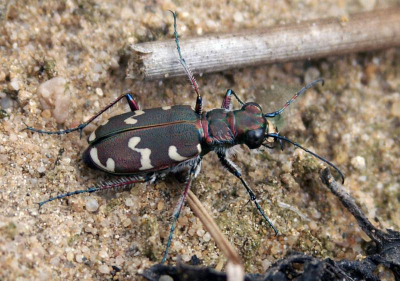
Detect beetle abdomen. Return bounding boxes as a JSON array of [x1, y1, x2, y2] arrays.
[[88, 105, 199, 144], [83, 122, 202, 175]]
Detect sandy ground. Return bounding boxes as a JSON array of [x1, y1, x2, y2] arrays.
[[1, 0, 400, 280]]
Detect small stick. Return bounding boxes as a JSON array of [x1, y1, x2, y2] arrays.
[[127, 8, 400, 80], [186, 190, 244, 281], [319, 168, 398, 245]]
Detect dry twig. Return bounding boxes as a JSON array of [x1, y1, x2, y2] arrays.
[[186, 190, 244, 281], [127, 8, 400, 80]]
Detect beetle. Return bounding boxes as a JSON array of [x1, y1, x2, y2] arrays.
[[26, 12, 344, 263]]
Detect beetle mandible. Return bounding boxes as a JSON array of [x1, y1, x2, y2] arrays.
[[26, 12, 344, 263]]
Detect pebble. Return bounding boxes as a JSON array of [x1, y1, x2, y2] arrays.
[[53, 12, 61, 24], [159, 275, 174, 281], [95, 88, 103, 97], [203, 232, 211, 242], [120, 7, 135, 20], [233, 11, 244, 23], [391, 100, 400, 118], [281, 163, 292, 173], [309, 221, 319, 231], [99, 250, 109, 259], [50, 256, 60, 266], [9, 79, 20, 91], [0, 154, 8, 162], [125, 198, 135, 207], [0, 71, 5, 82], [18, 90, 33, 106], [304, 67, 321, 84], [358, 0, 376, 10], [351, 156, 366, 170], [122, 218, 131, 227], [92, 73, 99, 82], [41, 109, 52, 119], [99, 51, 108, 60], [84, 225, 98, 235], [75, 254, 84, 263], [188, 228, 195, 236], [99, 264, 110, 274], [336, 150, 349, 165], [85, 197, 99, 212], [66, 251, 74, 261], [36, 77, 71, 124], [37, 166, 46, 173], [1, 97, 13, 109], [81, 246, 90, 253], [311, 209, 322, 220], [110, 57, 119, 68], [270, 242, 281, 255], [93, 64, 103, 73], [262, 259, 271, 271], [196, 229, 205, 237], [115, 255, 125, 266], [9, 133, 18, 142], [172, 241, 183, 251]]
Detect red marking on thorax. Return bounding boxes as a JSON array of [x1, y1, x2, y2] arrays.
[[201, 116, 213, 144], [227, 111, 236, 138]]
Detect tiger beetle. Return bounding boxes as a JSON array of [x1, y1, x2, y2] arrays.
[[26, 12, 344, 263]]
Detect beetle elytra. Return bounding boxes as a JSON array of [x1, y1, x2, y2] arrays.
[[26, 11, 344, 263]]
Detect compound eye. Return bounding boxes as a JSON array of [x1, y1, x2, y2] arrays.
[[245, 127, 265, 149], [241, 102, 262, 112]]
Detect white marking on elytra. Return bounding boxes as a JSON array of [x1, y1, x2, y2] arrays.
[[90, 148, 115, 172], [106, 158, 115, 171], [128, 137, 154, 170], [197, 144, 202, 153], [89, 131, 96, 142], [162, 106, 172, 110], [124, 110, 145, 125], [101, 119, 109, 126], [168, 145, 188, 161]]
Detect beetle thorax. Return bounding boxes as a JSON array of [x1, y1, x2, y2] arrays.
[[201, 108, 236, 147]]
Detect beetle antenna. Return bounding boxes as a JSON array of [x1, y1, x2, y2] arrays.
[[170, 11, 200, 98], [264, 78, 324, 118], [265, 133, 345, 183]]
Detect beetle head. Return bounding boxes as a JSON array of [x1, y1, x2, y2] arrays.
[[237, 102, 281, 149], [236, 102, 267, 149]]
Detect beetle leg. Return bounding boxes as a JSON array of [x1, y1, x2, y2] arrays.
[[217, 152, 279, 235], [195, 95, 203, 115], [125, 92, 140, 111], [25, 92, 139, 136], [221, 89, 244, 109], [38, 175, 149, 208], [162, 158, 201, 263]]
